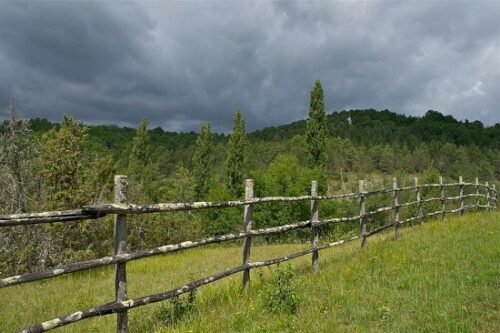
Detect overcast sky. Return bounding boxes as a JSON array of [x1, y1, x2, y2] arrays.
[[0, 1, 498, 132]]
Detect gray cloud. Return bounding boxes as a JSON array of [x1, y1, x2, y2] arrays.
[[0, 1, 498, 132]]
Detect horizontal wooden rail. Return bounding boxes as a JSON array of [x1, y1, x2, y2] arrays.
[[1, 202, 410, 288], [1, 220, 309, 288], [1, 193, 494, 288], [17, 235, 359, 333], [1, 183, 496, 227]]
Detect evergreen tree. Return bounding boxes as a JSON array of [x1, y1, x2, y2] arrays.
[[224, 108, 246, 197], [39, 115, 88, 209], [305, 80, 328, 168], [128, 117, 152, 181], [192, 122, 214, 200]]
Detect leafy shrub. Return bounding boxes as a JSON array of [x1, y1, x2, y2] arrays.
[[154, 290, 196, 326], [261, 263, 299, 314]]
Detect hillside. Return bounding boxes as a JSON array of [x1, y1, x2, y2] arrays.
[[19, 109, 500, 179], [1, 212, 498, 332], [27, 109, 500, 151]]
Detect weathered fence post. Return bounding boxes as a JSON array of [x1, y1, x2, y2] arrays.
[[113, 175, 128, 333], [440, 176, 445, 221], [310, 181, 319, 272], [242, 178, 254, 290], [485, 181, 490, 211], [493, 184, 497, 210], [459, 176, 465, 216], [392, 178, 400, 239], [415, 177, 423, 225], [359, 180, 367, 248], [475, 177, 480, 211]]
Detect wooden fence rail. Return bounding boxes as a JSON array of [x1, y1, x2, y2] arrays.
[[0, 175, 497, 333]]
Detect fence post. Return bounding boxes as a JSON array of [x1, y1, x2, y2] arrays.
[[310, 181, 319, 272], [242, 178, 254, 290], [485, 182, 490, 212], [359, 180, 367, 248], [493, 184, 497, 210], [113, 175, 128, 333], [440, 176, 445, 221], [459, 176, 465, 216], [393, 178, 400, 239], [475, 177, 480, 211], [415, 177, 423, 225]]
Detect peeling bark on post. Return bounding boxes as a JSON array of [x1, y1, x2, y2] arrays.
[[415, 177, 423, 225], [475, 177, 480, 211], [242, 179, 253, 290], [113, 176, 128, 333], [493, 184, 497, 210], [485, 182, 490, 211], [459, 176, 465, 216], [310, 181, 319, 272], [393, 178, 400, 239], [440, 176, 445, 221], [359, 180, 367, 248]]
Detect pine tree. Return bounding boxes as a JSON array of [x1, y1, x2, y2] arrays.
[[224, 108, 246, 197], [128, 118, 152, 182], [305, 80, 328, 168], [39, 115, 88, 209], [192, 122, 214, 200]]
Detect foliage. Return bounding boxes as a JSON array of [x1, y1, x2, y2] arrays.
[[154, 290, 196, 326], [128, 118, 152, 182], [38, 115, 88, 209], [0, 102, 33, 213], [261, 263, 299, 314], [305, 80, 328, 168], [192, 122, 214, 200], [224, 108, 247, 197]]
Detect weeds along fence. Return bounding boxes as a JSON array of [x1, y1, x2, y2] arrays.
[[0, 175, 497, 333]]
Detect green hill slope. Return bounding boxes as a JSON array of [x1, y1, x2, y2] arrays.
[[1, 212, 498, 332]]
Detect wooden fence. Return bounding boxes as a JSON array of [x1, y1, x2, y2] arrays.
[[0, 175, 497, 333]]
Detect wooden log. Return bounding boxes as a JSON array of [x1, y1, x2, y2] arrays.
[[17, 235, 359, 333], [113, 176, 128, 333], [393, 178, 400, 239], [440, 176, 445, 222], [359, 180, 367, 248], [242, 179, 253, 290], [459, 176, 464, 216], [0, 210, 98, 227], [310, 181, 319, 272], [415, 177, 423, 225], [1, 220, 314, 288]]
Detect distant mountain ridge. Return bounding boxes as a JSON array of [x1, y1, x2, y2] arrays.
[[25, 109, 499, 151]]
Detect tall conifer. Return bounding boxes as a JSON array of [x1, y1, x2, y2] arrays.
[[128, 117, 152, 182], [192, 122, 213, 200], [305, 80, 328, 168], [224, 108, 246, 197]]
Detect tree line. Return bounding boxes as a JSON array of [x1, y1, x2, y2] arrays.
[[0, 81, 498, 276]]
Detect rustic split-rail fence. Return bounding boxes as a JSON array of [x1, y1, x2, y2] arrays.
[[0, 175, 497, 333]]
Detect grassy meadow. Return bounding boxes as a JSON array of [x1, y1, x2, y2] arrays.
[[1, 211, 499, 332]]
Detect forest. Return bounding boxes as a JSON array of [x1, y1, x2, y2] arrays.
[[0, 81, 498, 276]]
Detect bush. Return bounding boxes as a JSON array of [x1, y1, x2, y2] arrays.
[[261, 263, 299, 314], [154, 290, 196, 326]]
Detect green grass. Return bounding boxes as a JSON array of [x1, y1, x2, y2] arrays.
[[1, 212, 499, 332]]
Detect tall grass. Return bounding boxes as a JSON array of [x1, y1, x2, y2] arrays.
[[0, 212, 498, 332]]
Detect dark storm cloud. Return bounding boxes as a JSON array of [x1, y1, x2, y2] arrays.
[[0, 1, 498, 132]]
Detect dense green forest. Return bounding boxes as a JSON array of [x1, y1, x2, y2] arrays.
[[0, 81, 498, 276]]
